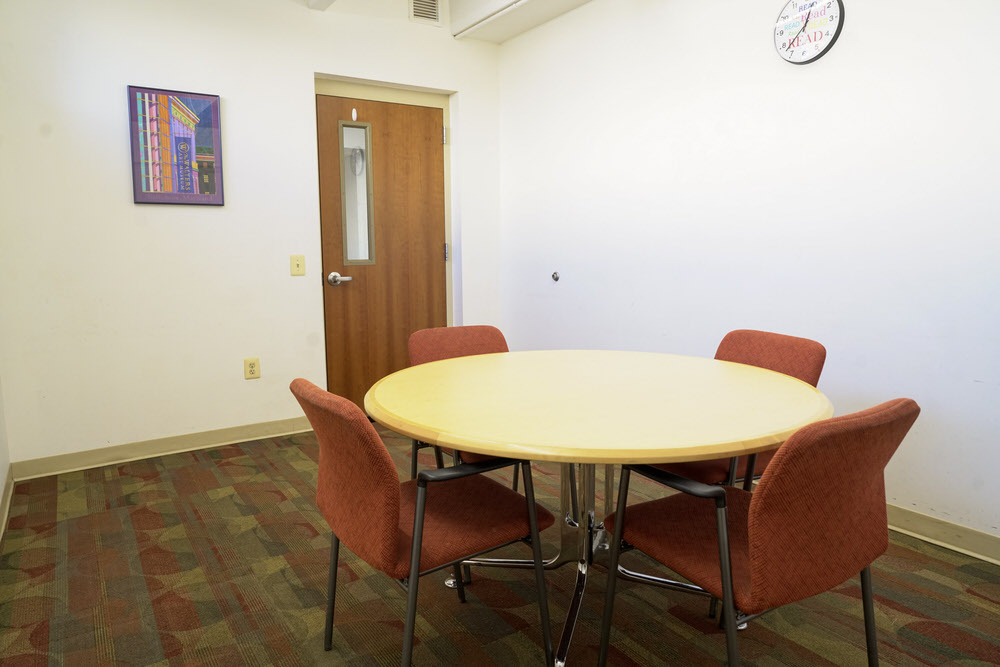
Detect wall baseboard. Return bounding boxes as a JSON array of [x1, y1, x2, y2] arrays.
[[9, 417, 312, 481], [0, 466, 13, 549], [888, 503, 999, 566]]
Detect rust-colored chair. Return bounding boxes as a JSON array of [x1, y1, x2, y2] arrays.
[[407, 325, 517, 485], [656, 329, 827, 489], [290, 379, 555, 666], [598, 398, 921, 666]]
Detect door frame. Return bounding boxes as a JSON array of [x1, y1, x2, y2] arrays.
[[314, 76, 455, 327]]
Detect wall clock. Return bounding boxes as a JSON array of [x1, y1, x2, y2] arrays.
[[774, 0, 844, 64]]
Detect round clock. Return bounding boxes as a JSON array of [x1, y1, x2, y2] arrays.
[[774, 0, 844, 65]]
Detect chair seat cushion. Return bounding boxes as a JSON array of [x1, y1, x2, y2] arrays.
[[605, 487, 763, 613], [388, 474, 555, 579], [653, 450, 776, 485]]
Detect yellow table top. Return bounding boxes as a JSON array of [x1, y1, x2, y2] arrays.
[[364, 350, 834, 465]]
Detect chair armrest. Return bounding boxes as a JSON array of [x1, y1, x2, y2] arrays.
[[417, 457, 520, 485], [628, 464, 727, 503]]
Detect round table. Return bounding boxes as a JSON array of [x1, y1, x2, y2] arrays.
[[364, 350, 833, 665]]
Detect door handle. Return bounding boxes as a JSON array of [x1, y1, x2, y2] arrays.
[[327, 271, 353, 286]]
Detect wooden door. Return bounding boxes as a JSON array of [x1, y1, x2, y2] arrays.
[[316, 95, 447, 407]]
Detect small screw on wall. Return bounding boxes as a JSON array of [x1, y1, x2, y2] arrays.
[[552, 272, 560, 282]]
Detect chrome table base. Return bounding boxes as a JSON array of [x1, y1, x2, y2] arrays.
[[445, 463, 615, 666]]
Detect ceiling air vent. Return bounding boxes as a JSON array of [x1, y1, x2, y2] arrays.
[[410, 0, 441, 25]]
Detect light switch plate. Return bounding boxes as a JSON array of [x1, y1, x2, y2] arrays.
[[290, 255, 306, 276], [244, 357, 261, 380]]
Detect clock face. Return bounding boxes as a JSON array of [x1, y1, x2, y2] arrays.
[[774, 0, 844, 64]]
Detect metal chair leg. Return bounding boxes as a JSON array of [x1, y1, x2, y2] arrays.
[[861, 566, 879, 666], [741, 454, 757, 492], [512, 463, 520, 491], [715, 503, 740, 666], [725, 458, 739, 487], [604, 464, 615, 520], [401, 484, 427, 667], [598, 466, 631, 666], [410, 441, 419, 480], [453, 564, 467, 603], [568, 464, 579, 521], [325, 532, 340, 651], [433, 446, 445, 469], [521, 461, 554, 667]]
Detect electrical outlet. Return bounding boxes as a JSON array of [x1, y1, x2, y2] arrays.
[[244, 357, 261, 380], [290, 255, 306, 276]]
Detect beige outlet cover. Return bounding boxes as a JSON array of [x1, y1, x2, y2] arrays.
[[244, 357, 261, 379]]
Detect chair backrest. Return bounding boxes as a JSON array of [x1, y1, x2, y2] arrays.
[[290, 379, 401, 574], [747, 398, 920, 609], [715, 329, 826, 387], [408, 325, 509, 366]]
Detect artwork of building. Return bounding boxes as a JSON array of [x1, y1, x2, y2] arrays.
[[134, 93, 171, 193], [168, 97, 201, 194], [133, 92, 208, 194]]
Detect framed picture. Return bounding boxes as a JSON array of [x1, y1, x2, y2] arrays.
[[127, 85, 224, 205]]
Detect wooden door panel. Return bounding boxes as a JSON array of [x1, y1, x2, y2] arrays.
[[316, 95, 446, 406]]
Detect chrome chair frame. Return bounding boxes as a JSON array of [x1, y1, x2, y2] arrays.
[[324, 457, 553, 667], [410, 439, 522, 490], [598, 464, 881, 667]]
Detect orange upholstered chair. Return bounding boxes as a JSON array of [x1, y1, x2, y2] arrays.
[[599, 398, 920, 666], [657, 329, 827, 488], [290, 379, 555, 666], [407, 325, 515, 482]]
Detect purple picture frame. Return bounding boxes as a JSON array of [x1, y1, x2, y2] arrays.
[[127, 85, 224, 205]]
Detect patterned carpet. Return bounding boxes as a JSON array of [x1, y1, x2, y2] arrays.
[[1, 428, 998, 666]]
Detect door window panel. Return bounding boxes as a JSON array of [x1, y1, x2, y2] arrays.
[[339, 122, 375, 263]]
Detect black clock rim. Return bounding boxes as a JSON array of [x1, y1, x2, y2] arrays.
[[776, 0, 845, 66]]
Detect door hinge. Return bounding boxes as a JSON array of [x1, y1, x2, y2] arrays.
[[442, 126, 447, 144], [444, 242, 449, 261]]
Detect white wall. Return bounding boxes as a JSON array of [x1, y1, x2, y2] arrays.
[[0, 0, 501, 461], [497, 0, 1000, 535]]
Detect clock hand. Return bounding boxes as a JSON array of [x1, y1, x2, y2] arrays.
[[791, 10, 811, 46], [787, 9, 812, 50]]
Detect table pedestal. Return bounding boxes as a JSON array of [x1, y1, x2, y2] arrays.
[[447, 463, 614, 665], [555, 463, 603, 666]]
